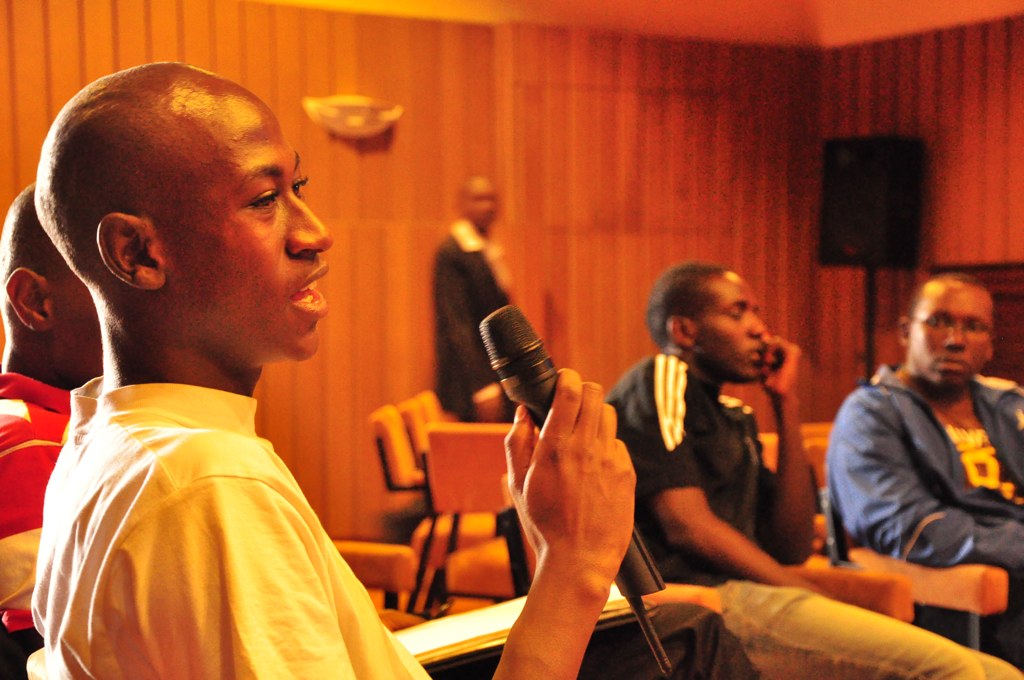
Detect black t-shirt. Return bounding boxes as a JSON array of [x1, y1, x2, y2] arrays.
[[607, 354, 775, 585]]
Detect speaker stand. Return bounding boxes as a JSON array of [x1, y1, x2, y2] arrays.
[[864, 265, 877, 380]]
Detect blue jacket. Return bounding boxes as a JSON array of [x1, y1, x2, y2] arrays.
[[827, 365, 1024, 571]]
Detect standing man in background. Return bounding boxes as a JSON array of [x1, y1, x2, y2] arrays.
[[0, 185, 101, 677], [433, 176, 515, 422]]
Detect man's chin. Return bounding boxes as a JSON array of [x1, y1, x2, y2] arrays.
[[296, 336, 321, 361], [724, 369, 761, 385], [279, 330, 321, 363]]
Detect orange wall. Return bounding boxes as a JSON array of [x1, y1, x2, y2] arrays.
[[818, 17, 1024, 388], [2, 1, 1021, 540]]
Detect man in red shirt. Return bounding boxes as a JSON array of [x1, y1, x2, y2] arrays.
[[0, 184, 101, 671]]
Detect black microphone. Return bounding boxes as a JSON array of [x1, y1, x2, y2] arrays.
[[480, 304, 671, 677]]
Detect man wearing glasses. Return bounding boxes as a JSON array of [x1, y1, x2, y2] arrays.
[[828, 272, 1024, 668]]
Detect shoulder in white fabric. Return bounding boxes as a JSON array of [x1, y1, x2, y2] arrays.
[[718, 394, 754, 415], [654, 353, 688, 452], [450, 219, 486, 252]]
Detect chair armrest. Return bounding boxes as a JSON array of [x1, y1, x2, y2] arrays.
[[790, 556, 915, 622], [849, 548, 1009, 616], [333, 540, 417, 594]]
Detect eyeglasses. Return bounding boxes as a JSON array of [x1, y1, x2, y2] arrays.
[[914, 313, 992, 337]]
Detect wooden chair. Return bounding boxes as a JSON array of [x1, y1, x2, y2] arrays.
[[369, 404, 426, 492], [333, 540, 418, 611], [414, 389, 448, 424], [394, 395, 499, 611], [422, 422, 517, 610], [332, 539, 428, 631], [807, 423, 1011, 648], [369, 403, 497, 612]]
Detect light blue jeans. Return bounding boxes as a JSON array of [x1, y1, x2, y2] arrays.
[[717, 580, 1021, 679]]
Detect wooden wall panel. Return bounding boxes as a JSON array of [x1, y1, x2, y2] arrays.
[[495, 26, 823, 427], [5, 3, 1024, 541], [233, 9, 502, 539], [0, 0, 16, 199], [10, 1, 48, 188], [821, 16, 1024, 386]]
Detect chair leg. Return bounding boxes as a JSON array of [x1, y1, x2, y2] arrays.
[[967, 612, 981, 651], [409, 514, 439, 613], [424, 512, 462, 615], [914, 604, 983, 650]]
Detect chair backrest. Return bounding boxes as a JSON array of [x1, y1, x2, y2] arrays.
[[369, 404, 426, 491], [397, 397, 431, 463], [424, 422, 511, 515], [758, 432, 779, 471], [414, 390, 448, 424], [800, 421, 834, 442]]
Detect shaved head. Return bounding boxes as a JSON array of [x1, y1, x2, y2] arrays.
[[35, 62, 274, 285], [458, 175, 498, 233], [1, 184, 101, 388], [0, 184, 66, 285], [34, 61, 331, 394]]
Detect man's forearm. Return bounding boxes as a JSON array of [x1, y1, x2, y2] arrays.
[[680, 515, 818, 588], [655, 489, 819, 590], [763, 394, 816, 563]]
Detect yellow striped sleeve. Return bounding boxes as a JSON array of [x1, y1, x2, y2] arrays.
[[654, 353, 687, 452]]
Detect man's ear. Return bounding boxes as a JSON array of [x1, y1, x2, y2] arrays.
[[898, 316, 911, 347], [97, 213, 166, 290], [666, 315, 698, 350], [5, 268, 55, 332]]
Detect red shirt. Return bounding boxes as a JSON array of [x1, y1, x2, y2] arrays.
[[0, 373, 71, 633]]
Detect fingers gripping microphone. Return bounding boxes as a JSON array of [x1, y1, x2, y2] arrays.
[[480, 305, 671, 677]]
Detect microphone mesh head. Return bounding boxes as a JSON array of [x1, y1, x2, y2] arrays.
[[479, 305, 539, 366]]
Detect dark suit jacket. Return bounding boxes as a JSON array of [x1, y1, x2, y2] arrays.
[[432, 235, 511, 421]]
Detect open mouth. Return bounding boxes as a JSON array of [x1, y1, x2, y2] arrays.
[[291, 270, 328, 314], [292, 282, 321, 304]]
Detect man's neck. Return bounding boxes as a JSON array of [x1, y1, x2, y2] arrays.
[[2, 347, 64, 391], [668, 349, 722, 392], [103, 349, 261, 397], [897, 366, 973, 411]]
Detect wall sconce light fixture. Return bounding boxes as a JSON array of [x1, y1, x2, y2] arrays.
[[302, 95, 404, 139]]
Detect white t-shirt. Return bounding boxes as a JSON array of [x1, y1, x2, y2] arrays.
[[33, 379, 428, 679]]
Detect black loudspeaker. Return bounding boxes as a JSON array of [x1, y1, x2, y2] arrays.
[[819, 136, 924, 268]]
